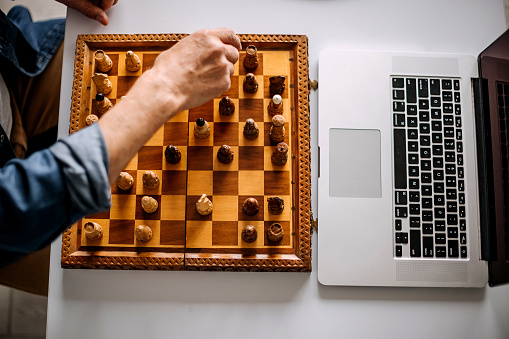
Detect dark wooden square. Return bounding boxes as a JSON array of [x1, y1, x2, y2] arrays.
[[264, 75, 289, 99], [95, 53, 119, 76], [264, 122, 290, 146], [239, 99, 264, 122], [239, 146, 264, 170], [161, 170, 187, 195], [142, 53, 159, 72], [264, 221, 290, 246], [135, 195, 161, 220], [138, 146, 163, 170], [116, 76, 139, 97], [189, 100, 214, 122], [212, 221, 238, 246], [238, 195, 264, 221], [213, 122, 239, 146], [108, 219, 135, 244], [160, 220, 186, 246], [91, 98, 116, 118], [187, 195, 213, 221], [86, 210, 110, 219], [264, 171, 290, 195], [222, 76, 239, 98], [187, 146, 213, 170], [111, 169, 137, 194], [239, 51, 263, 75], [163, 122, 189, 146], [213, 171, 238, 195]]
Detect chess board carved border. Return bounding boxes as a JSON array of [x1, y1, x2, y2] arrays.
[[62, 33, 311, 272]]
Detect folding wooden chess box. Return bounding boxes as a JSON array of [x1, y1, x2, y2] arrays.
[[61, 33, 311, 271]]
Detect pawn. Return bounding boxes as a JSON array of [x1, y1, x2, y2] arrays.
[[219, 96, 235, 116], [92, 73, 112, 95], [135, 224, 153, 242], [267, 223, 284, 242], [241, 225, 257, 243], [142, 170, 160, 189], [84, 221, 103, 240], [94, 50, 113, 72], [141, 196, 158, 214], [125, 50, 141, 72], [268, 94, 283, 116], [165, 145, 181, 164], [242, 197, 259, 216], [95, 93, 112, 114], [85, 114, 98, 126], [243, 73, 258, 94], [269, 75, 286, 96], [217, 145, 234, 164], [243, 118, 259, 140], [269, 114, 285, 143], [117, 171, 134, 190], [271, 142, 288, 166], [194, 118, 210, 138], [243, 45, 259, 70]]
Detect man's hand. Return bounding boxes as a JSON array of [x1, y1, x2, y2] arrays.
[[56, 0, 118, 25], [147, 28, 242, 114]]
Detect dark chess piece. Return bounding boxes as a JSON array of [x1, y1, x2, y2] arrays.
[[268, 94, 283, 116], [269, 75, 285, 96], [243, 118, 259, 140], [267, 197, 284, 215], [243, 73, 258, 94], [267, 223, 284, 242], [241, 225, 257, 243], [164, 145, 181, 164], [243, 45, 259, 70], [217, 145, 234, 164], [219, 96, 235, 116], [271, 142, 288, 166], [242, 197, 259, 216]]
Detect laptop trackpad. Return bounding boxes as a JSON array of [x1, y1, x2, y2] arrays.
[[329, 128, 381, 198]]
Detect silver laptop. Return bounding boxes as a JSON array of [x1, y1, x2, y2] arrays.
[[317, 30, 509, 287]]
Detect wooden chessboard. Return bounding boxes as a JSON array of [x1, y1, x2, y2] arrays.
[[61, 33, 311, 271]]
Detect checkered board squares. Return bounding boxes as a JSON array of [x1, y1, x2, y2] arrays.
[[65, 35, 310, 271]]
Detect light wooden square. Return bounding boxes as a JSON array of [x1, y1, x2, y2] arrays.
[[238, 170, 264, 196], [134, 220, 160, 247], [168, 110, 189, 123], [264, 146, 291, 172], [81, 218, 110, 247], [187, 170, 213, 195], [238, 221, 265, 248], [160, 195, 186, 220], [162, 146, 187, 171], [110, 194, 136, 220], [145, 126, 164, 146], [188, 122, 214, 146], [136, 170, 163, 195], [238, 74, 264, 99], [262, 51, 290, 76], [213, 98, 240, 122], [186, 220, 212, 248], [211, 196, 238, 221], [118, 52, 144, 76], [213, 146, 239, 171], [124, 154, 138, 170]]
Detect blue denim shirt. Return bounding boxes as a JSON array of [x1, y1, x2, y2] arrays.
[[0, 6, 112, 266]]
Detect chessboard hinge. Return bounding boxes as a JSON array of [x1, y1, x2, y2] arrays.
[[309, 79, 318, 90]]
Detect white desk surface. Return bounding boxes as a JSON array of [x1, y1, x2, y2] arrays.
[[49, 0, 509, 338]]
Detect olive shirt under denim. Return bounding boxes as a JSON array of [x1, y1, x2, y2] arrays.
[[0, 6, 111, 266]]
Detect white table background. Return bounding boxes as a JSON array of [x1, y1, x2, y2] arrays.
[[49, 0, 509, 338]]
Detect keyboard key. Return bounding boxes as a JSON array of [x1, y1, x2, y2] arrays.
[[409, 191, 420, 202], [447, 214, 458, 225], [447, 201, 457, 212], [393, 89, 405, 100], [394, 113, 405, 126], [410, 217, 421, 228], [444, 139, 455, 150], [443, 103, 453, 113], [409, 178, 420, 189], [444, 127, 454, 138], [419, 99, 430, 110], [422, 185, 432, 196], [421, 147, 431, 158], [432, 145, 443, 156], [457, 141, 463, 153], [420, 111, 430, 121], [407, 105, 418, 115], [433, 157, 444, 168], [435, 207, 445, 219], [443, 91, 453, 102], [445, 152, 455, 162], [432, 133, 442, 143], [433, 169, 444, 181], [420, 135, 431, 146], [409, 166, 419, 177], [418, 79, 429, 97], [431, 97, 441, 107], [455, 117, 462, 128], [446, 189, 457, 200], [396, 245, 403, 257], [458, 167, 464, 178], [421, 172, 432, 183], [435, 220, 446, 232], [455, 104, 461, 115], [430, 79, 441, 95], [457, 154, 464, 166], [393, 78, 404, 88], [395, 191, 408, 205], [436, 246, 447, 257], [460, 246, 467, 258], [448, 227, 459, 238], [434, 195, 445, 205], [445, 164, 456, 174], [410, 230, 421, 257], [459, 206, 466, 218], [407, 116, 418, 127], [448, 240, 459, 258], [443, 115, 454, 125], [432, 121, 442, 131], [456, 129, 463, 140], [422, 210, 433, 221], [423, 236, 434, 257], [422, 198, 433, 209], [459, 193, 465, 205], [460, 233, 467, 244], [393, 129, 407, 189], [408, 129, 418, 139], [395, 207, 408, 218], [460, 219, 466, 231], [406, 78, 417, 103], [454, 92, 461, 103], [420, 123, 430, 134], [395, 219, 402, 231], [434, 182, 445, 193], [442, 79, 452, 90], [453, 80, 460, 91], [409, 153, 419, 164], [446, 176, 457, 187], [408, 141, 418, 152], [423, 223, 433, 234], [410, 204, 420, 215], [435, 233, 446, 244]]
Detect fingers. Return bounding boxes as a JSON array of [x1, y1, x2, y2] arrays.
[[211, 28, 242, 51], [224, 44, 240, 65], [97, 0, 117, 10], [55, 0, 111, 25]]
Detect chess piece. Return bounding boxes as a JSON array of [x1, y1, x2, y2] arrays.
[[117, 171, 134, 190], [269, 75, 285, 96], [242, 197, 259, 216], [217, 145, 234, 164], [241, 225, 257, 243], [267, 197, 284, 215], [243, 45, 258, 70], [95, 93, 112, 114], [267, 223, 284, 242], [165, 145, 181, 164], [219, 96, 235, 116], [94, 50, 113, 72], [142, 170, 160, 189], [194, 118, 210, 138], [243, 73, 258, 94], [135, 224, 153, 242], [271, 142, 288, 166], [268, 94, 283, 116], [92, 73, 112, 95], [269, 114, 285, 143], [84, 221, 103, 240], [125, 50, 141, 72], [196, 193, 213, 216], [85, 114, 98, 126], [141, 196, 158, 213], [243, 118, 259, 140]]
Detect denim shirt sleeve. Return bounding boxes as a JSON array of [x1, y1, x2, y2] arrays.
[[0, 123, 111, 266]]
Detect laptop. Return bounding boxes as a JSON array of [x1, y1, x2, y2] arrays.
[[317, 29, 509, 287]]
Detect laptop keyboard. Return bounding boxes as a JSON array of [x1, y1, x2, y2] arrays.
[[392, 77, 467, 259]]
